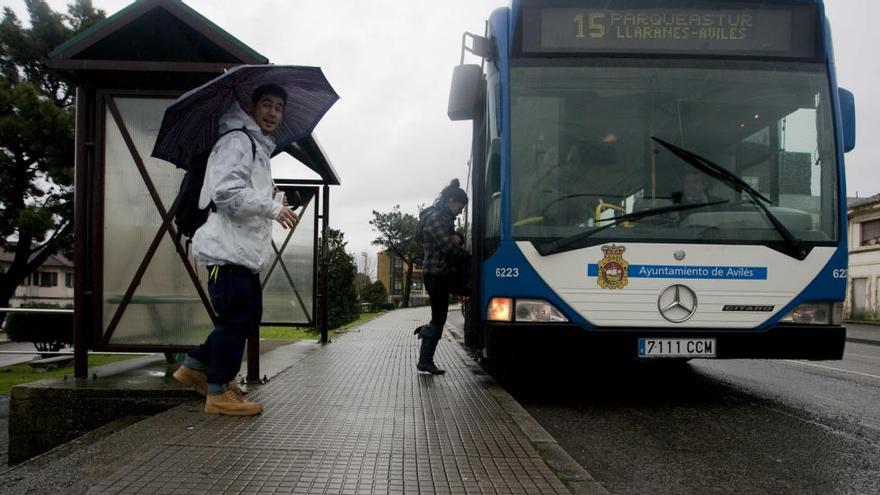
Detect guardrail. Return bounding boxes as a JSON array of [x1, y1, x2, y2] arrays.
[[0, 307, 146, 356], [0, 307, 74, 314], [0, 351, 149, 355]]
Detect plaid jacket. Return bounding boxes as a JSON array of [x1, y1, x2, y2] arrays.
[[417, 205, 467, 275]]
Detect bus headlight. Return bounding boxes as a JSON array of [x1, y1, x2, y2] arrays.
[[488, 297, 513, 322], [779, 302, 843, 325], [515, 299, 569, 322]]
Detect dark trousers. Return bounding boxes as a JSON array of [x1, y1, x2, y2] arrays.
[[187, 265, 262, 385], [424, 274, 451, 328]]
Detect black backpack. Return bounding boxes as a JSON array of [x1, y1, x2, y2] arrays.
[[172, 127, 256, 242]]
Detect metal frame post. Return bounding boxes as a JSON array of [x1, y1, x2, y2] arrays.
[[321, 185, 330, 344], [73, 86, 95, 380], [247, 330, 259, 382]]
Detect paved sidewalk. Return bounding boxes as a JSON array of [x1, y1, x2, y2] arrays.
[[75, 308, 590, 494]]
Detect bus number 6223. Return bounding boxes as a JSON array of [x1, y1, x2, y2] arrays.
[[496, 267, 520, 278]]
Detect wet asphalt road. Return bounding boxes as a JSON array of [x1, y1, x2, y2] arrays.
[[448, 314, 880, 495]]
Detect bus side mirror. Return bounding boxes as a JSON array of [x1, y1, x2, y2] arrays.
[[448, 64, 483, 121], [838, 87, 856, 153]]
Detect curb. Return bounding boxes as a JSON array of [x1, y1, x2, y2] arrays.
[[0, 340, 321, 477], [846, 320, 880, 327], [845, 321, 880, 346], [445, 327, 609, 495]]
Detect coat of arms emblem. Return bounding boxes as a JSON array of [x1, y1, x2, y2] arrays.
[[598, 244, 628, 289]]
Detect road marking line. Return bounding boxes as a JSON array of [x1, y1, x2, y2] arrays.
[[784, 360, 880, 379]]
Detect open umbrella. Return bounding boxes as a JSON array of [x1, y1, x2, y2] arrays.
[[151, 64, 339, 169]]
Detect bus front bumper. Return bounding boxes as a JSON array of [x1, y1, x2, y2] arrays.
[[483, 323, 846, 361]]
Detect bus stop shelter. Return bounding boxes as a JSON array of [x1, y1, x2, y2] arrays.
[[46, 0, 339, 380]]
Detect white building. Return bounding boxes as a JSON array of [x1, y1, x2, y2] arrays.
[[0, 249, 74, 308], [846, 195, 880, 320]]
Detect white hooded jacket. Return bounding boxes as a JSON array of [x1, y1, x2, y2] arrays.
[[191, 103, 283, 273]]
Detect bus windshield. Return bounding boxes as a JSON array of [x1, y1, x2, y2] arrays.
[[510, 60, 838, 247]]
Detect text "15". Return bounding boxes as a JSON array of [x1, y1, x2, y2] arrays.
[[574, 13, 606, 39]]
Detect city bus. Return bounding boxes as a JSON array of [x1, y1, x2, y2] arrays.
[[448, 0, 856, 362]]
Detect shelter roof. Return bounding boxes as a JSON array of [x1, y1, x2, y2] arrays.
[[47, 0, 267, 77], [46, 0, 339, 187], [285, 136, 341, 186]]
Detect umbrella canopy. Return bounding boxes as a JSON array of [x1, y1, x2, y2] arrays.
[[151, 64, 339, 169]]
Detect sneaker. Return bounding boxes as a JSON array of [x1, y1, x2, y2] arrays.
[[173, 366, 207, 396], [205, 389, 263, 416]]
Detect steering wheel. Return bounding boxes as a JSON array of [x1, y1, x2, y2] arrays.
[[536, 194, 601, 225]]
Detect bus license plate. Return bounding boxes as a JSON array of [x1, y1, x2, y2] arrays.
[[638, 338, 716, 358]]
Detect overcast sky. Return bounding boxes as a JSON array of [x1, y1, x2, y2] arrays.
[[4, 0, 879, 270]]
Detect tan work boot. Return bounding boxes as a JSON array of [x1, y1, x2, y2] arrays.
[[174, 366, 245, 397], [205, 389, 262, 416], [229, 380, 247, 396], [173, 365, 207, 396]]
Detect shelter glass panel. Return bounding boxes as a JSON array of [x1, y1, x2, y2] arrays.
[[108, 234, 212, 345], [103, 97, 213, 345], [261, 189, 316, 325]]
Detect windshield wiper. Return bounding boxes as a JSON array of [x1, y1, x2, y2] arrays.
[[651, 137, 808, 260], [537, 200, 728, 256]]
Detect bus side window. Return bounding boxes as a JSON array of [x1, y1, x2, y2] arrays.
[[485, 138, 502, 241], [482, 65, 502, 257]]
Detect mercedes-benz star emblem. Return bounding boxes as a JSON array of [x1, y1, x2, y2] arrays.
[[658, 284, 698, 323]]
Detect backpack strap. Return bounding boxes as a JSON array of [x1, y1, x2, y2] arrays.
[[201, 128, 257, 218], [218, 127, 257, 162]]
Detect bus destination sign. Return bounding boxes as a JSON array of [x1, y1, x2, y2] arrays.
[[521, 4, 818, 58]]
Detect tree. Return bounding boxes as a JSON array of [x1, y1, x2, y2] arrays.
[[0, 1, 105, 324], [354, 272, 370, 298], [357, 250, 374, 285], [353, 250, 372, 297], [360, 280, 387, 311], [370, 205, 421, 308], [318, 229, 358, 330]]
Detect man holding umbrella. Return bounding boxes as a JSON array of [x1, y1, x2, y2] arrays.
[[153, 65, 338, 416], [173, 84, 300, 416]]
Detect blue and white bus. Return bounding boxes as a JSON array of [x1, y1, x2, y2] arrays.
[[448, 0, 856, 361]]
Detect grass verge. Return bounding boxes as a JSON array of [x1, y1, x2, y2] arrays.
[[0, 354, 140, 395], [261, 310, 391, 341]]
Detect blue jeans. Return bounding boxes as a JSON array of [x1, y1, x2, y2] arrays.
[[187, 265, 262, 386]]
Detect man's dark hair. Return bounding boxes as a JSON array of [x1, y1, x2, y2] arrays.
[[252, 84, 288, 107]]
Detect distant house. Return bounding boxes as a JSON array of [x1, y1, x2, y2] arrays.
[[376, 250, 428, 307], [0, 248, 74, 308], [846, 195, 880, 320]]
